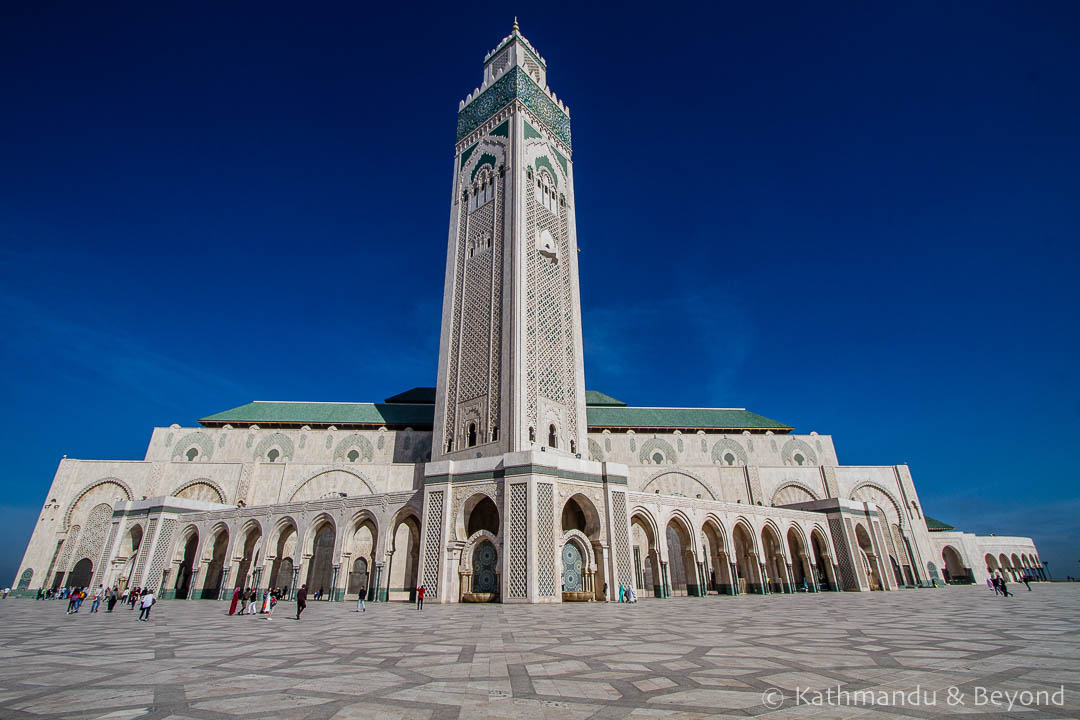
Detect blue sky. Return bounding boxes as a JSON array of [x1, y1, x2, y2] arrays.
[[1, 1, 1078, 584]]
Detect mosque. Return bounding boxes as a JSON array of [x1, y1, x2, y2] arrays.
[[12, 24, 1043, 602]]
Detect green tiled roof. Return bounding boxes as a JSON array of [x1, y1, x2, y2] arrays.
[[585, 406, 790, 431], [924, 516, 955, 532], [584, 390, 626, 407], [200, 393, 791, 432], [199, 401, 436, 428]]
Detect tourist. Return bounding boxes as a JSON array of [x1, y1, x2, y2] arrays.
[[416, 585, 425, 611], [138, 589, 156, 621], [627, 585, 637, 603], [295, 584, 308, 620], [999, 575, 1011, 598], [107, 587, 119, 612], [986, 577, 995, 593], [261, 590, 271, 614], [66, 589, 78, 615], [90, 585, 103, 613], [2, 587, 9, 599], [1022, 574, 1032, 591], [130, 587, 141, 609], [228, 586, 241, 616], [121, 587, 129, 607], [266, 592, 277, 621], [356, 586, 366, 613]]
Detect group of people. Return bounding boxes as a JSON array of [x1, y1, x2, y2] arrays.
[[32, 584, 158, 619], [228, 586, 285, 619], [987, 572, 1032, 597]]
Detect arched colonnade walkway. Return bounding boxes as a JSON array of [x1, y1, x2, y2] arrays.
[[163, 493, 422, 603], [628, 503, 841, 598]]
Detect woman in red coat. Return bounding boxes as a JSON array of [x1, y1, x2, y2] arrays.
[[228, 586, 241, 615]]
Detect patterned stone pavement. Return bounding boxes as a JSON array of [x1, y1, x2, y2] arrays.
[[0, 585, 1077, 719]]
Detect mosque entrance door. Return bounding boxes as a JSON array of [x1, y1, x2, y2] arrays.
[[472, 541, 498, 594], [68, 558, 93, 588], [562, 542, 583, 592]]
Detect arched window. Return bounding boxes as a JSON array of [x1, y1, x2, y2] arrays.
[[491, 426, 499, 442], [652, 452, 664, 465], [548, 424, 557, 448], [267, 448, 280, 463], [467, 423, 477, 448], [724, 452, 735, 466], [186, 447, 199, 462], [528, 427, 535, 442], [570, 439, 576, 454], [347, 449, 359, 462], [794, 453, 805, 466]]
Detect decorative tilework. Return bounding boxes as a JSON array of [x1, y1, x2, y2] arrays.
[[471, 153, 497, 181], [457, 67, 571, 149], [171, 432, 214, 462], [333, 434, 374, 463], [508, 484, 528, 598], [781, 437, 818, 466], [57, 526, 79, 577], [253, 432, 295, 462], [534, 156, 558, 187], [588, 438, 604, 462], [711, 438, 748, 465], [523, 121, 542, 140], [638, 437, 676, 465], [422, 491, 443, 597], [460, 143, 478, 168]]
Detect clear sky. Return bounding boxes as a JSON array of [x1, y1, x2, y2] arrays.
[[2, 2, 1078, 584]]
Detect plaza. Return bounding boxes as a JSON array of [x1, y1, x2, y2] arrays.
[[1, 585, 1077, 719]]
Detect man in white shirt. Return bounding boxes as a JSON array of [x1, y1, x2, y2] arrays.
[[138, 590, 156, 621]]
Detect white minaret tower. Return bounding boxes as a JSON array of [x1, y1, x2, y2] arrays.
[[420, 23, 632, 605], [432, 19, 586, 462]]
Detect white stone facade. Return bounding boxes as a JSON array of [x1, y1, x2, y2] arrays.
[[10, 25, 1043, 601]]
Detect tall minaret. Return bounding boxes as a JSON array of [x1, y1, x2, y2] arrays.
[[421, 25, 631, 606], [432, 20, 587, 462]]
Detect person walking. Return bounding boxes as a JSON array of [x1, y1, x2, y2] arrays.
[[138, 589, 156, 621], [1022, 574, 1032, 591], [416, 585, 425, 611], [129, 587, 140, 609], [356, 586, 367, 613], [228, 586, 241, 616], [90, 585, 103, 613], [999, 575, 1011, 598], [266, 592, 276, 621], [66, 589, 78, 615], [107, 587, 119, 612], [295, 584, 308, 620], [245, 590, 258, 616]]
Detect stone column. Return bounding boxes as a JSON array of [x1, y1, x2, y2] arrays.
[[329, 565, 340, 602], [218, 567, 231, 600], [729, 561, 738, 595], [373, 562, 384, 602], [833, 563, 842, 591], [288, 568, 299, 600], [759, 562, 769, 594], [785, 563, 795, 593]]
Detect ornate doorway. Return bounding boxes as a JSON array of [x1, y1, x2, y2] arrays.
[[562, 542, 583, 592], [472, 541, 498, 594]]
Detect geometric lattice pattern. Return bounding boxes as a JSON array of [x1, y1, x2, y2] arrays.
[[73, 503, 112, 574], [828, 517, 857, 591], [92, 520, 121, 588], [145, 518, 176, 593], [507, 483, 528, 598], [132, 518, 157, 587], [57, 526, 79, 578], [422, 491, 443, 597], [536, 483, 555, 597], [610, 490, 634, 588], [525, 163, 578, 440]]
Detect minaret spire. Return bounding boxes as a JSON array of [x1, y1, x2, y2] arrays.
[[512, 17, 519, 33]]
